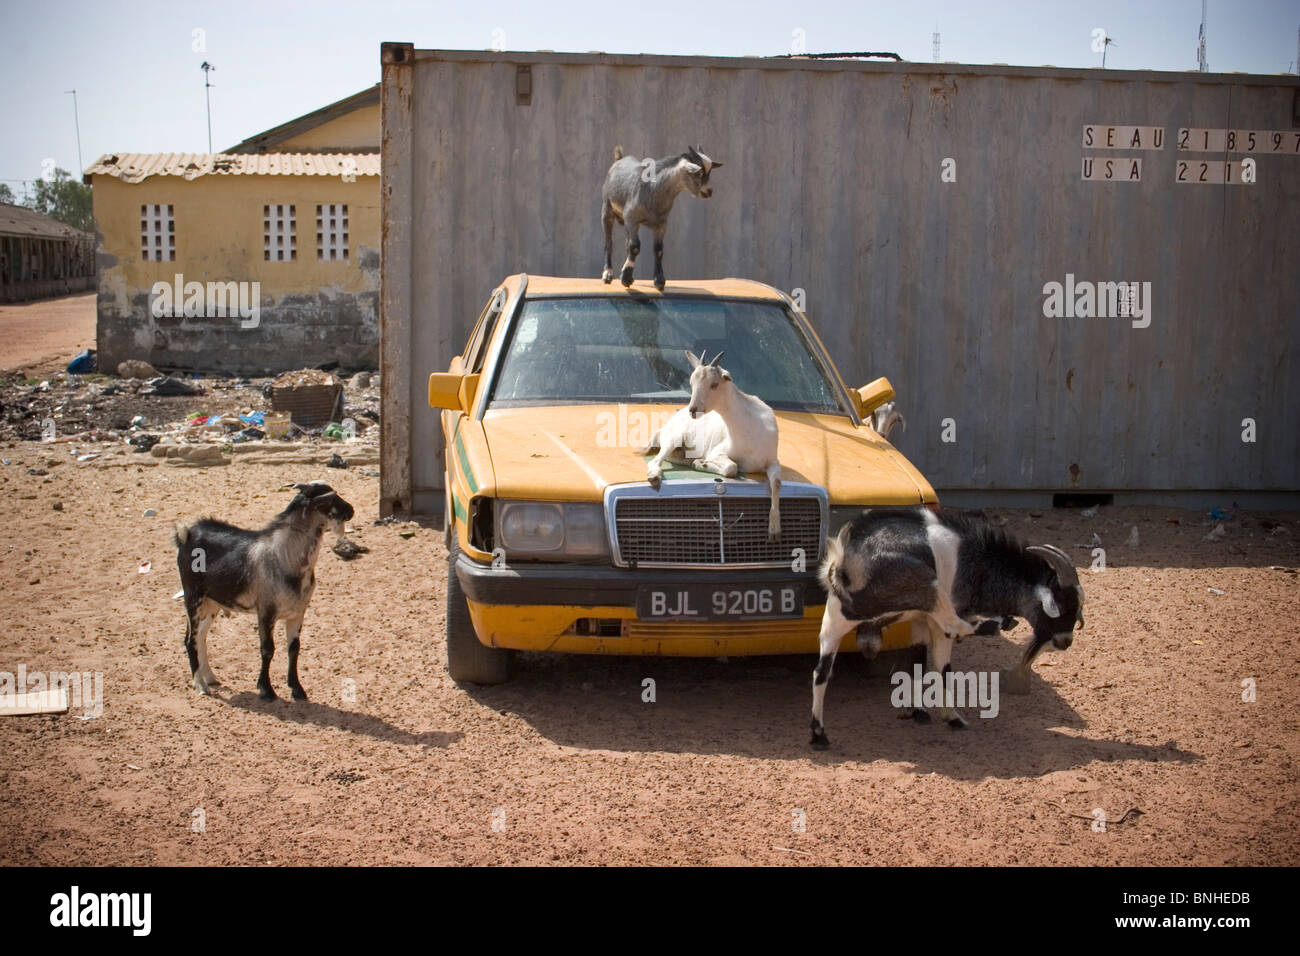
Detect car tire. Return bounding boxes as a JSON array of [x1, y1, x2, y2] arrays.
[[446, 541, 511, 685]]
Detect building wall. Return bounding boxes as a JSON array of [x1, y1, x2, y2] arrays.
[[381, 47, 1300, 513], [1, 233, 95, 303], [278, 105, 380, 151], [93, 172, 380, 374]]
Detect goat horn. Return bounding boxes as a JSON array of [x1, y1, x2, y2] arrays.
[[709, 351, 725, 367], [1027, 544, 1079, 588]]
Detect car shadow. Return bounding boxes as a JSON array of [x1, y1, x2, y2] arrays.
[[459, 643, 1199, 780], [225, 692, 462, 749]]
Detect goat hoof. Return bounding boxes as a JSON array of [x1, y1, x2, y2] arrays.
[[647, 475, 661, 490], [947, 715, 968, 730], [290, 685, 308, 701], [620, 268, 634, 287], [810, 731, 830, 749], [911, 709, 932, 725], [653, 276, 665, 291], [601, 269, 613, 284], [257, 685, 277, 701], [193, 677, 214, 696]]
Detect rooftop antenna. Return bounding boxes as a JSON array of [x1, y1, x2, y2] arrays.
[[932, 26, 940, 63], [64, 90, 83, 174], [1102, 35, 1117, 69], [200, 61, 216, 153], [1197, 0, 1208, 72]]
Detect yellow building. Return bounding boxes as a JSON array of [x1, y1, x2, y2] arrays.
[[86, 87, 380, 374]]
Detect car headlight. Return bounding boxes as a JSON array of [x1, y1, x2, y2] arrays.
[[496, 501, 609, 559]]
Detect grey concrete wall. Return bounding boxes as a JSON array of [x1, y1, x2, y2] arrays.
[[382, 46, 1300, 515]]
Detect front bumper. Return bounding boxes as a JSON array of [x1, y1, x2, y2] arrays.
[[455, 553, 914, 656]]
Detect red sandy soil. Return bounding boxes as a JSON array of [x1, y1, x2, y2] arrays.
[[0, 444, 1296, 865], [0, 293, 96, 375]]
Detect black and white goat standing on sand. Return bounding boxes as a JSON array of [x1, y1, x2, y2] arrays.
[[601, 145, 722, 291], [175, 481, 355, 701], [809, 506, 1084, 749], [640, 350, 783, 539]]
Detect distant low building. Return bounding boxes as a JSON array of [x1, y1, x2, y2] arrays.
[[0, 203, 95, 304], [86, 87, 380, 375]]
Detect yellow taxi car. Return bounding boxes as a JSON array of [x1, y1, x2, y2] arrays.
[[429, 274, 938, 684]]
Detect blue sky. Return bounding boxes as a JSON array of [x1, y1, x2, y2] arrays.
[[2, 0, 1297, 196]]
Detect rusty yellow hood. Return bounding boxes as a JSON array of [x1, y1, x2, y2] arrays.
[[473, 405, 934, 504]]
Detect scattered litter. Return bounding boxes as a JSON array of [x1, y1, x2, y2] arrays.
[[1205, 523, 1226, 541], [76, 453, 99, 462], [239, 411, 266, 427], [1080, 505, 1099, 518], [143, 508, 156, 517], [126, 764, 142, 771], [1208, 507, 1234, 521], [1089, 532, 1102, 548], [773, 846, 811, 856], [1125, 526, 1139, 547], [1166, 518, 1180, 525], [326, 453, 348, 469], [129, 415, 146, 428], [1207, 587, 1225, 595], [141, 376, 205, 397], [0, 687, 70, 716], [399, 529, 416, 539], [1191, 639, 1204, 645], [172, 590, 185, 600], [128, 434, 161, 453], [51, 501, 63, 511], [28, 467, 48, 476], [187, 414, 210, 427], [322, 422, 347, 440], [332, 537, 369, 560], [66, 349, 96, 374], [138, 561, 151, 574]]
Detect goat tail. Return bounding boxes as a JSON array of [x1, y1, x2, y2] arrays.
[[174, 522, 191, 548], [818, 523, 852, 596], [613, 145, 624, 161]]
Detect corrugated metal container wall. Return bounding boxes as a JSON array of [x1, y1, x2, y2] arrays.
[[381, 45, 1300, 516]]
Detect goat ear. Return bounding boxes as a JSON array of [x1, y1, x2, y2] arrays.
[[685, 350, 702, 369], [709, 159, 723, 169], [721, 371, 731, 382], [309, 491, 338, 511], [680, 161, 702, 175], [1036, 585, 1061, 619]]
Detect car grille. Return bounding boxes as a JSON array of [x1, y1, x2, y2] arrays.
[[612, 493, 824, 567]]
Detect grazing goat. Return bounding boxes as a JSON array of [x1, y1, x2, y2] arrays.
[[809, 506, 1083, 748], [601, 145, 723, 291], [175, 481, 355, 701], [870, 401, 905, 441], [640, 350, 782, 539]]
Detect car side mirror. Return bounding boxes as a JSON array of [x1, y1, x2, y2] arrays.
[[854, 377, 896, 418], [429, 373, 480, 412]]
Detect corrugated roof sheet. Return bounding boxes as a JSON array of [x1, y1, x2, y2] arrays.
[[0, 202, 92, 240], [83, 152, 380, 184]]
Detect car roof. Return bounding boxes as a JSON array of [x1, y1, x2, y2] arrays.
[[511, 275, 789, 301]]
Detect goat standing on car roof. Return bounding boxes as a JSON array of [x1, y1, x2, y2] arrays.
[[809, 506, 1084, 749], [640, 350, 783, 540], [175, 481, 355, 701], [601, 145, 722, 291]]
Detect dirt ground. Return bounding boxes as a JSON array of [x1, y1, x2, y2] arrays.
[[0, 439, 1296, 865], [0, 296, 1297, 866], [0, 293, 96, 374]]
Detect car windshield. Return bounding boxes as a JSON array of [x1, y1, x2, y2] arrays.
[[488, 296, 847, 415]]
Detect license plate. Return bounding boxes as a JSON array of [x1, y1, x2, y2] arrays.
[[635, 584, 804, 622]]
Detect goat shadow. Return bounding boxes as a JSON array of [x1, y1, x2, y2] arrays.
[[224, 692, 462, 749], [458, 641, 1199, 781]]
